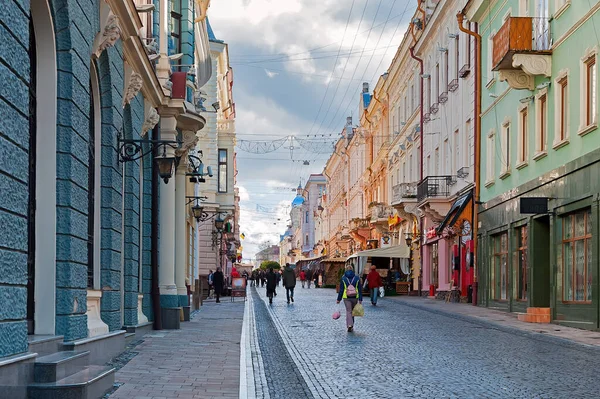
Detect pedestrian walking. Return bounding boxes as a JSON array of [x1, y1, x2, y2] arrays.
[[213, 267, 224, 303], [313, 271, 319, 288], [266, 268, 277, 304], [282, 263, 296, 304], [260, 271, 266, 288], [366, 265, 383, 306], [336, 266, 363, 332], [306, 269, 313, 289], [299, 270, 306, 288], [208, 269, 214, 299]]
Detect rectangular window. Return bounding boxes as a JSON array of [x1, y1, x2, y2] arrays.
[[465, 119, 472, 166], [514, 226, 528, 301], [305, 211, 309, 223], [444, 138, 451, 173], [586, 57, 597, 126], [170, 0, 182, 56], [431, 242, 439, 287], [218, 149, 227, 193], [435, 63, 440, 98], [434, 147, 439, 174], [455, 36, 460, 79], [444, 50, 449, 90], [486, 132, 495, 183], [562, 209, 592, 302], [519, 108, 528, 163], [558, 77, 568, 141], [454, 129, 460, 172], [492, 232, 509, 301], [501, 122, 510, 173], [537, 94, 547, 153]]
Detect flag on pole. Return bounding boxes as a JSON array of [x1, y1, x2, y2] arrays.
[[240, 233, 245, 240]]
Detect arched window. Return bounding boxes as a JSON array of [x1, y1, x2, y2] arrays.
[[30, 0, 57, 335], [88, 63, 102, 289]]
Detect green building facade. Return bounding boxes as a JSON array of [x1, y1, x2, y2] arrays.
[[467, 0, 600, 329]]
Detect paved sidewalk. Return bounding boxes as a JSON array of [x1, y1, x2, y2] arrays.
[[109, 300, 245, 399], [392, 296, 600, 348]]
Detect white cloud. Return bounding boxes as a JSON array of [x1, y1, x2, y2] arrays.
[[264, 69, 279, 78]]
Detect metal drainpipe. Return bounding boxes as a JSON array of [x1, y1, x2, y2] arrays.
[[409, 25, 424, 298], [151, 124, 162, 330], [457, 13, 481, 306]]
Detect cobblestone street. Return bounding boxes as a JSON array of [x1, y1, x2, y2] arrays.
[[245, 286, 600, 399]]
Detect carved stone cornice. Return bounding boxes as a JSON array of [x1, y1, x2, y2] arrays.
[[122, 71, 143, 107], [141, 108, 160, 137], [498, 70, 535, 90], [512, 54, 552, 77], [93, 11, 121, 58]]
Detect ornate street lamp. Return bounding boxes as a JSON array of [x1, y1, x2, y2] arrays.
[[191, 204, 204, 221], [214, 214, 225, 231], [117, 133, 179, 184], [404, 232, 413, 247]]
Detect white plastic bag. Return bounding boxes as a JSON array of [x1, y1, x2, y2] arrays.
[[379, 287, 385, 297]]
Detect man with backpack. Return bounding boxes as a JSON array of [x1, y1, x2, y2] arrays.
[[336, 265, 363, 332]]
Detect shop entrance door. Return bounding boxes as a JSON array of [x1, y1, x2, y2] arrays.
[[530, 215, 550, 308]]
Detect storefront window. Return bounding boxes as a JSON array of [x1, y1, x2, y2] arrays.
[[492, 232, 508, 301], [514, 226, 527, 301], [430, 243, 439, 287], [562, 209, 592, 302]]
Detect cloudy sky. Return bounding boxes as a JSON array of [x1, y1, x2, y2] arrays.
[[208, 0, 416, 261]]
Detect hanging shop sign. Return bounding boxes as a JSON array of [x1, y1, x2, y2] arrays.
[[520, 197, 548, 214]]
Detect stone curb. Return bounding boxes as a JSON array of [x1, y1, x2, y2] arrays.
[[391, 297, 600, 354]]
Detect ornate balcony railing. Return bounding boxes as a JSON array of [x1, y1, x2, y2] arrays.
[[392, 182, 418, 204], [369, 204, 392, 222], [493, 17, 551, 70], [349, 218, 370, 230], [417, 176, 456, 202]]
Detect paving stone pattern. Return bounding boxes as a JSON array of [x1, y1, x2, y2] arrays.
[[254, 286, 600, 399], [109, 301, 244, 399], [250, 288, 315, 399]]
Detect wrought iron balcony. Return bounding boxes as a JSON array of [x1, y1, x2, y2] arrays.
[[417, 176, 456, 202], [492, 17, 551, 71], [392, 183, 417, 205]]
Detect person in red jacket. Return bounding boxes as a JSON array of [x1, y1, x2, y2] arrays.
[[299, 270, 306, 288], [366, 266, 383, 306]]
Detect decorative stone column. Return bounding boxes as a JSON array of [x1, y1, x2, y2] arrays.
[[174, 159, 189, 307], [158, 116, 178, 307]]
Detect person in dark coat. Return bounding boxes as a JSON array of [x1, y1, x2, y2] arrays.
[[213, 267, 224, 303], [282, 263, 297, 304], [305, 269, 313, 289], [265, 268, 277, 304]]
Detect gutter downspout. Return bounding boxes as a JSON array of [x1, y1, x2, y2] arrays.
[[457, 12, 481, 307], [151, 125, 163, 330], [409, 23, 424, 298]]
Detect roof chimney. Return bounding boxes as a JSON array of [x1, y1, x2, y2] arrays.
[[362, 82, 369, 93]]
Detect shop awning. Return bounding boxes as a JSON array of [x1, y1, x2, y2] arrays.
[[436, 190, 473, 235], [351, 243, 410, 260]]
